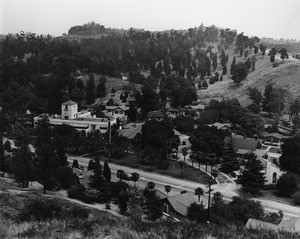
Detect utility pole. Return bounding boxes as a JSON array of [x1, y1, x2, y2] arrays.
[[205, 178, 214, 223]]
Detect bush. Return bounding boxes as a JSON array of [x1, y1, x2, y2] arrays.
[[293, 192, 300, 205], [55, 166, 77, 189], [19, 198, 63, 221], [276, 173, 297, 197], [83, 188, 107, 204], [67, 185, 86, 200], [45, 177, 61, 191], [105, 203, 111, 210], [273, 62, 279, 68]]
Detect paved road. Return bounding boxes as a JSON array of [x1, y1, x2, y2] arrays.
[[69, 155, 300, 219]]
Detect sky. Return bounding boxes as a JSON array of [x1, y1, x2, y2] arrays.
[[1, 0, 300, 40]]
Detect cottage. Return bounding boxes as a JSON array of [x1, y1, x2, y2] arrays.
[[119, 122, 144, 140], [146, 110, 165, 121], [161, 192, 199, 217], [105, 105, 129, 122], [262, 132, 293, 147], [224, 135, 260, 155]]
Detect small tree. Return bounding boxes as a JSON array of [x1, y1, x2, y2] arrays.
[[88, 160, 104, 189], [239, 153, 266, 194], [182, 147, 188, 163], [276, 173, 297, 197], [165, 185, 172, 194], [88, 159, 95, 170], [72, 159, 79, 169], [195, 187, 204, 202], [117, 169, 125, 181], [147, 181, 155, 190], [103, 161, 111, 182], [131, 172, 139, 187]]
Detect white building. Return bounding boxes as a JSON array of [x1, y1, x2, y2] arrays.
[[34, 100, 116, 133]]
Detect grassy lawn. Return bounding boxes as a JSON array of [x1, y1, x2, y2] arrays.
[[103, 154, 214, 185]]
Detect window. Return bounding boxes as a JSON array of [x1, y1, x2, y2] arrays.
[[65, 105, 68, 110], [182, 141, 186, 146], [272, 172, 277, 184], [64, 116, 68, 119]]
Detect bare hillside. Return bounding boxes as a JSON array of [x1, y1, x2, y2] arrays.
[[199, 54, 300, 106]]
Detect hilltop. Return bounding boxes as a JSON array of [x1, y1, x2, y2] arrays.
[[199, 51, 300, 106]]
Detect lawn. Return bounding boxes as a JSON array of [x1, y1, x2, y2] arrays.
[[103, 153, 214, 185]]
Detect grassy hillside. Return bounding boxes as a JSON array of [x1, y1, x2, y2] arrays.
[[1, 178, 300, 239], [199, 52, 300, 106]]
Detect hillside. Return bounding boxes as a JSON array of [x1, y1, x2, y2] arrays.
[[0, 178, 299, 239], [199, 52, 300, 106]]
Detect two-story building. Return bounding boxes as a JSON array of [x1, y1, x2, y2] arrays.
[[34, 100, 116, 133]]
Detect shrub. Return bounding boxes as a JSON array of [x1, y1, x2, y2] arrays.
[[276, 173, 297, 197], [45, 177, 61, 191], [19, 198, 63, 221], [55, 166, 77, 189], [83, 188, 107, 204], [67, 185, 86, 200], [293, 192, 300, 205], [273, 62, 279, 68], [105, 203, 111, 210]]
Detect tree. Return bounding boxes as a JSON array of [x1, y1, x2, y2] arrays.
[[131, 172, 139, 187], [276, 173, 297, 197], [239, 153, 266, 194], [187, 202, 206, 222], [279, 136, 300, 174], [247, 87, 263, 105], [118, 189, 129, 215], [279, 48, 289, 61], [227, 196, 264, 224], [103, 161, 111, 182], [96, 76, 107, 105], [195, 187, 204, 202], [127, 106, 137, 122], [85, 76, 95, 104], [262, 83, 273, 113], [11, 141, 36, 188], [202, 80, 208, 89], [88, 160, 104, 189], [259, 44, 267, 56], [165, 185, 172, 194], [72, 159, 79, 169], [231, 62, 248, 85], [230, 56, 236, 75], [147, 181, 155, 190], [190, 151, 203, 170], [117, 169, 125, 181], [212, 53, 218, 71], [35, 117, 60, 194], [268, 48, 277, 63], [182, 147, 188, 163]]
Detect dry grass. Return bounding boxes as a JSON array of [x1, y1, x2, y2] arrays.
[[198, 51, 300, 106]]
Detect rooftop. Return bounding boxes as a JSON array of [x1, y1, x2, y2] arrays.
[[62, 100, 77, 106]]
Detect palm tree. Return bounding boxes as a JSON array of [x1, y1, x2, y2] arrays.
[[147, 181, 155, 190], [195, 187, 204, 202], [165, 185, 172, 194], [117, 169, 125, 181], [131, 172, 139, 187], [182, 147, 188, 163]]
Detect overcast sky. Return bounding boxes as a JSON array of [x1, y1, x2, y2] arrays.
[[1, 0, 300, 40]]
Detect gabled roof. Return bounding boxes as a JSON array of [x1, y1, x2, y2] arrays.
[[279, 217, 300, 232], [119, 123, 144, 139], [191, 104, 205, 110], [262, 132, 293, 140], [246, 218, 281, 231], [62, 100, 77, 106], [208, 122, 232, 130], [165, 192, 197, 216], [147, 110, 164, 118], [155, 189, 168, 200], [106, 105, 129, 111], [231, 135, 259, 152]]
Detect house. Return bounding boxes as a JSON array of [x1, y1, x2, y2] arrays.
[[207, 122, 232, 131], [105, 105, 129, 122], [261, 132, 293, 147], [119, 122, 144, 140], [34, 101, 116, 133], [174, 129, 191, 148], [258, 156, 283, 184], [146, 110, 165, 121], [161, 192, 199, 217], [224, 135, 260, 155], [246, 217, 300, 233]]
